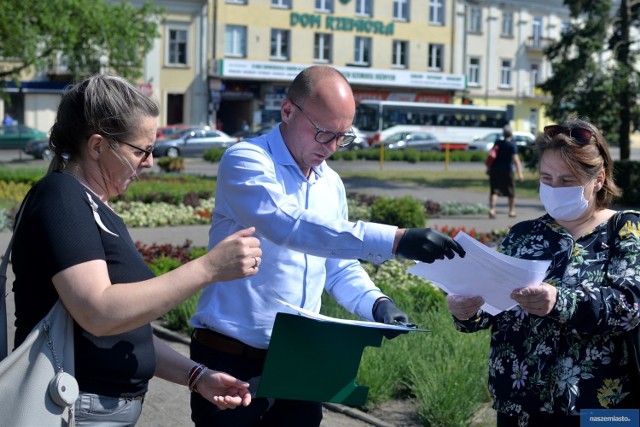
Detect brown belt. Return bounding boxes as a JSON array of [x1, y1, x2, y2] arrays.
[[193, 328, 268, 361]]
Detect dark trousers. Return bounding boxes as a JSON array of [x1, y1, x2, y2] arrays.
[[190, 329, 323, 427]]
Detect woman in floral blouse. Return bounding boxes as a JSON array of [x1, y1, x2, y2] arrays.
[[447, 118, 640, 426]]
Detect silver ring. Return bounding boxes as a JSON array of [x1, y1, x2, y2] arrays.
[[253, 257, 258, 268]]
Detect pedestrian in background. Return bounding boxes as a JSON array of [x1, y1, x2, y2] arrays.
[[447, 118, 639, 426], [488, 124, 525, 218], [189, 65, 465, 427], [3, 113, 14, 126]]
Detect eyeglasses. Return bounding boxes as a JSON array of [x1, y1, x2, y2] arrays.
[[543, 125, 596, 146], [290, 100, 357, 147], [118, 140, 154, 162]]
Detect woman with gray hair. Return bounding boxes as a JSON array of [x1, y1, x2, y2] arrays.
[[11, 74, 261, 426]]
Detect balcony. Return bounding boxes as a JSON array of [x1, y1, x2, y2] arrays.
[[525, 36, 553, 52], [520, 85, 550, 99]]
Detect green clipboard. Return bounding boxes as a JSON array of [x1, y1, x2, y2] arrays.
[[255, 312, 425, 406]]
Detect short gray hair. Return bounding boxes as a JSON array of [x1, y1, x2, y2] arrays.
[[48, 74, 159, 172]]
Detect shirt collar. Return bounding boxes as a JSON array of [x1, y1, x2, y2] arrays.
[[266, 124, 326, 179]]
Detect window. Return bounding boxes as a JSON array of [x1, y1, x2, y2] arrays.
[[270, 29, 290, 60], [530, 62, 540, 89], [428, 44, 443, 70], [502, 11, 513, 36], [354, 36, 371, 65], [314, 33, 332, 63], [560, 20, 571, 35], [469, 7, 482, 33], [429, 0, 444, 25], [500, 59, 512, 87], [315, 0, 333, 12], [393, 0, 409, 21], [532, 16, 543, 47], [225, 25, 247, 57], [392, 40, 408, 68], [167, 27, 188, 66], [226, 0, 247, 4], [355, 0, 372, 17], [271, 0, 291, 8], [468, 57, 480, 86]]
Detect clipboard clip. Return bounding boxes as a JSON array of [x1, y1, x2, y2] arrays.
[[392, 320, 418, 329]]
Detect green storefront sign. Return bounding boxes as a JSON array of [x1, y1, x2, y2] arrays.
[[290, 12, 394, 36]]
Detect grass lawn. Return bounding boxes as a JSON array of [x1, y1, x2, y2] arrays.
[[336, 168, 541, 198]]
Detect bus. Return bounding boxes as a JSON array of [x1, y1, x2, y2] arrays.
[[353, 100, 511, 149]]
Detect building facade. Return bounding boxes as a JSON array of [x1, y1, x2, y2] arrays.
[[453, 0, 569, 134], [209, 0, 466, 134], [3, 0, 575, 136]]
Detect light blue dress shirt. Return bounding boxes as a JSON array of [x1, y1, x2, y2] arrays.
[[190, 125, 398, 348]]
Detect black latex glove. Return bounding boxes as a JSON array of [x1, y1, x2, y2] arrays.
[[373, 298, 410, 340], [396, 228, 466, 264]]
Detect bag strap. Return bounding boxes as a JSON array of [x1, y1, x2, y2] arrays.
[[0, 193, 31, 359], [603, 212, 618, 273]]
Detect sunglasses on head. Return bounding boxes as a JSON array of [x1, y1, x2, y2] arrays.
[[543, 124, 595, 146]]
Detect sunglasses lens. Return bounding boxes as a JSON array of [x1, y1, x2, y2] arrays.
[[571, 128, 593, 145], [544, 125, 594, 146], [544, 125, 565, 138]]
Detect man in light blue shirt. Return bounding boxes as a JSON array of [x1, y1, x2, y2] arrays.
[[189, 65, 465, 427]]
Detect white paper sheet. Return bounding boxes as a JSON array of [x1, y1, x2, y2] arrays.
[[407, 232, 551, 315], [275, 299, 429, 331]]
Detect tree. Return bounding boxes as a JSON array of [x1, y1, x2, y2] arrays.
[[0, 0, 163, 84], [540, 0, 640, 160]]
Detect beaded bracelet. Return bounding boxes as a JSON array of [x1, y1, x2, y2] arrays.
[[188, 363, 207, 392]]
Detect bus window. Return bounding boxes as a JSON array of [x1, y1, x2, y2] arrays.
[[354, 104, 379, 131]]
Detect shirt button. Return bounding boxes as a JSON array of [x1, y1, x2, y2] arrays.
[[330, 251, 336, 256]]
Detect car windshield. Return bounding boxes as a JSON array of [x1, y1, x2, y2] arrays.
[[481, 133, 500, 142]]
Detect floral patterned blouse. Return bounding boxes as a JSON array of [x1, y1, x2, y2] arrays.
[[453, 210, 640, 419]]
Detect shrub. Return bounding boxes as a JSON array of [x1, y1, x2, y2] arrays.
[[112, 174, 215, 204], [434, 224, 510, 246], [403, 149, 421, 163], [156, 157, 185, 173], [370, 195, 426, 228], [203, 147, 226, 162], [0, 168, 46, 184], [139, 242, 207, 334], [0, 181, 32, 204], [331, 148, 490, 163]]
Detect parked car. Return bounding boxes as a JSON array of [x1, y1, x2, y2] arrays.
[[337, 126, 367, 151], [156, 124, 187, 140], [231, 123, 278, 142], [152, 127, 237, 158], [384, 131, 442, 151], [0, 125, 47, 149], [23, 138, 53, 160], [468, 131, 536, 152]]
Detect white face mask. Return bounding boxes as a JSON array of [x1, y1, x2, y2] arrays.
[[539, 182, 590, 221]]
